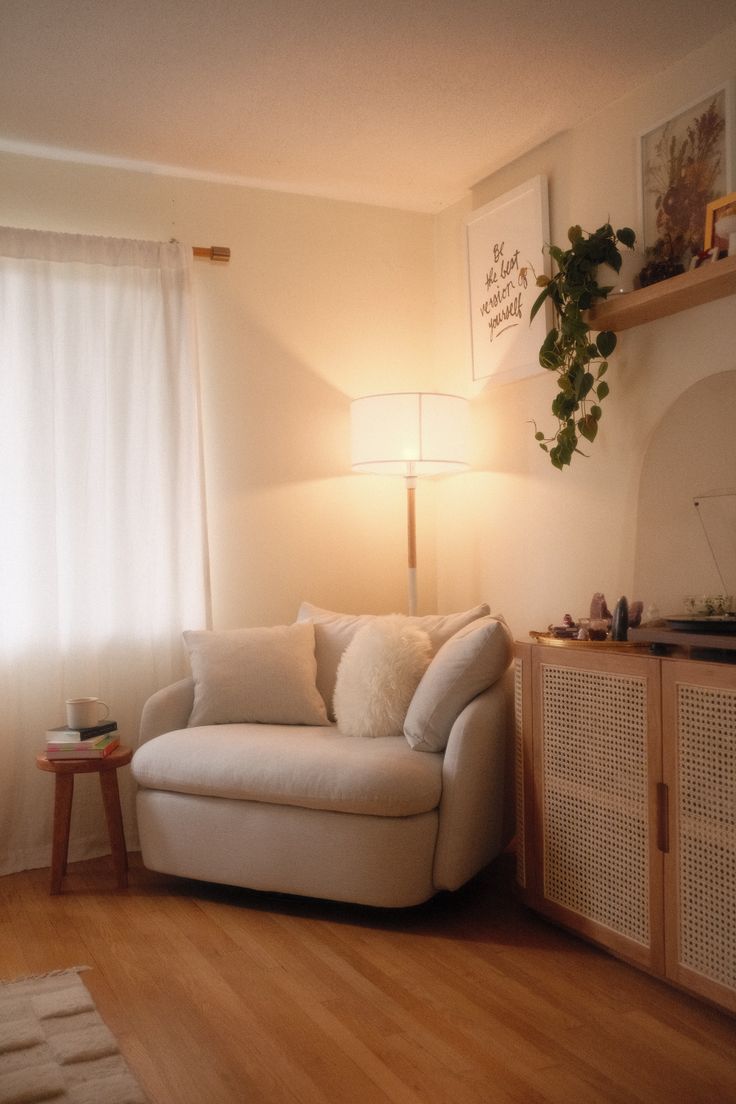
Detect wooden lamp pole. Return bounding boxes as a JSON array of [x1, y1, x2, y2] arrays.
[[350, 393, 469, 617], [406, 471, 417, 615]]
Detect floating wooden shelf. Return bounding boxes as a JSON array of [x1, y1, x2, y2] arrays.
[[586, 253, 736, 332]]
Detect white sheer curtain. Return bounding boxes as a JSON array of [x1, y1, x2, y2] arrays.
[[0, 227, 210, 875]]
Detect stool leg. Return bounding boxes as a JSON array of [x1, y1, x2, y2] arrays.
[[51, 774, 74, 895], [99, 769, 128, 889]]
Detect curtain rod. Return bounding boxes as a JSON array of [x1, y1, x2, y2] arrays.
[[192, 245, 230, 262]]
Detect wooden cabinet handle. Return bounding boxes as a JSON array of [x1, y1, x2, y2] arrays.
[[656, 782, 669, 853]]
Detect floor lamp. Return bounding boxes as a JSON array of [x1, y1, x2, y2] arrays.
[[350, 392, 469, 615]]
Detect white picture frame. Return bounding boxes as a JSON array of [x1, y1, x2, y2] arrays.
[[638, 82, 734, 260], [465, 175, 551, 385]]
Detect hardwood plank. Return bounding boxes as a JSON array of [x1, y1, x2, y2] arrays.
[[0, 852, 735, 1104]]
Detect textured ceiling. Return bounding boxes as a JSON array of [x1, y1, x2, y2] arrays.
[[1, 1, 734, 211]]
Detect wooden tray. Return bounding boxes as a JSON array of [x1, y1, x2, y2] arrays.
[[529, 631, 648, 651]]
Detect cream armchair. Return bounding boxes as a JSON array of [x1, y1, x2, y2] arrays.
[[132, 603, 514, 907]]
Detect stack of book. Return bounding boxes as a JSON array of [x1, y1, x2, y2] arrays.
[[45, 721, 119, 760]]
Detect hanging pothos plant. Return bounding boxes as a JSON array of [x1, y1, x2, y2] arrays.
[[530, 222, 636, 470]]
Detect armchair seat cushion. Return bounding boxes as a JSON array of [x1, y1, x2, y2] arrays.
[[132, 724, 443, 818]]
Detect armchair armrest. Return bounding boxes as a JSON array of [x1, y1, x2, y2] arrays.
[[432, 671, 514, 891], [139, 678, 195, 744]]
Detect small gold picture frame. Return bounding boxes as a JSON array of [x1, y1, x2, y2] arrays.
[[704, 190, 736, 253]]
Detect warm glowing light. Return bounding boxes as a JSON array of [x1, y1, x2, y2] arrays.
[[350, 392, 469, 476]]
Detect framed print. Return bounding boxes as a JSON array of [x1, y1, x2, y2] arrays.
[[704, 190, 736, 254], [465, 175, 551, 385], [639, 83, 733, 263]]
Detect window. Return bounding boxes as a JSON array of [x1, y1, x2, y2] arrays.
[[0, 227, 210, 874]]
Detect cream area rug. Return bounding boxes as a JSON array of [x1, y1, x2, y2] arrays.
[[0, 969, 147, 1104]]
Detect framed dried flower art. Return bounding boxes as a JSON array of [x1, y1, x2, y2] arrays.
[[639, 83, 733, 267]]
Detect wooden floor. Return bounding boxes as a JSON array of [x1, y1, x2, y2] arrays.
[[1, 853, 735, 1104]]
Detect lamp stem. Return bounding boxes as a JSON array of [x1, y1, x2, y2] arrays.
[[406, 474, 417, 615]]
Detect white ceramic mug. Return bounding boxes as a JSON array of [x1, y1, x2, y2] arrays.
[[65, 697, 110, 729]]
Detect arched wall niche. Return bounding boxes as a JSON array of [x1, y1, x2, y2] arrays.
[[633, 369, 736, 617]]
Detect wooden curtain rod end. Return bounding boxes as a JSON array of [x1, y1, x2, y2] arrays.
[[192, 246, 231, 262]]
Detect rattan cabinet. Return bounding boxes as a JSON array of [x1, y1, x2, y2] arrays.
[[515, 642, 736, 1014]]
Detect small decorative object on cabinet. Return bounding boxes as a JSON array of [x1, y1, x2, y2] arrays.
[[514, 639, 736, 1014]]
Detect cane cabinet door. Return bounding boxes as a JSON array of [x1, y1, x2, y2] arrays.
[[662, 660, 736, 1014], [520, 645, 665, 974]]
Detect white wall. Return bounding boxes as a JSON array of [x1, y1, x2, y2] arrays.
[[433, 22, 736, 639], [634, 370, 736, 614], [4, 19, 736, 642], [2, 154, 439, 625]]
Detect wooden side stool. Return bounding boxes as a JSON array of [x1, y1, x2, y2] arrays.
[[35, 745, 133, 894]]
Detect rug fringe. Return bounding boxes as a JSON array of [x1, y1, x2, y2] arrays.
[[0, 965, 90, 986]]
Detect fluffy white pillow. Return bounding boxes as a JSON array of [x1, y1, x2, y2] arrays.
[[404, 615, 512, 752], [184, 623, 329, 727], [297, 600, 490, 719], [333, 615, 432, 739]]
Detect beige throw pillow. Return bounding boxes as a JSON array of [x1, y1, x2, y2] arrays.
[[184, 623, 329, 727], [333, 615, 432, 739], [404, 615, 512, 752]]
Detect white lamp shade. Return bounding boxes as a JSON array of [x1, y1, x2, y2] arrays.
[[350, 392, 469, 475]]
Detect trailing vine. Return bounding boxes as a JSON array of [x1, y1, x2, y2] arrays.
[[531, 222, 636, 470]]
